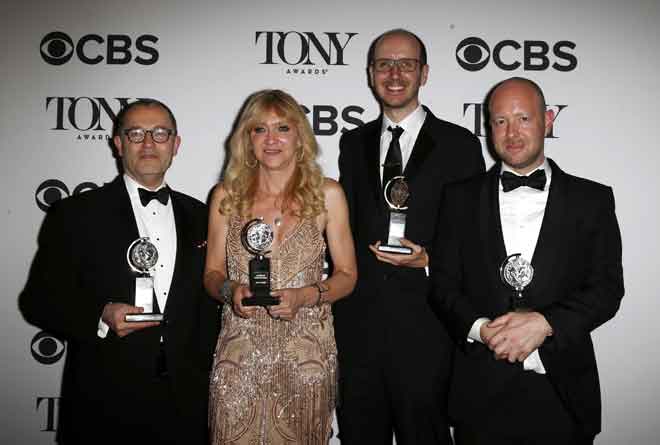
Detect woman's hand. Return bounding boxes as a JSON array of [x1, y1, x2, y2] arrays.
[[231, 284, 258, 318], [268, 287, 311, 321]]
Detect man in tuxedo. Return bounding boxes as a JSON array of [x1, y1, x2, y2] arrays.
[[20, 99, 219, 444], [430, 77, 624, 444], [335, 29, 484, 444]]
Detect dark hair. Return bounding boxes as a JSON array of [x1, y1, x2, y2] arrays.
[[487, 76, 547, 115], [113, 98, 178, 137], [368, 29, 428, 66]]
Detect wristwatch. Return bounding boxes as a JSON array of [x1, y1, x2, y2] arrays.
[[220, 280, 233, 305]]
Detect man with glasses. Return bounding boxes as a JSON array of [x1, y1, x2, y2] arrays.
[[20, 99, 219, 444], [335, 29, 485, 444]]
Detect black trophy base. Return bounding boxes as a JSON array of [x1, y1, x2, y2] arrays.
[[378, 244, 413, 255], [242, 295, 280, 307]]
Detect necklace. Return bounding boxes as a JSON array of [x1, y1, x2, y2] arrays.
[[273, 216, 282, 227]]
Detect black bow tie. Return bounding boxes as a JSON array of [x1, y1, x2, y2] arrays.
[[501, 169, 547, 192], [138, 187, 170, 206]]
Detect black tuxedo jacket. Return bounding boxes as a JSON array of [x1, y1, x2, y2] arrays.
[[335, 108, 484, 361], [20, 176, 219, 444], [430, 159, 624, 437]]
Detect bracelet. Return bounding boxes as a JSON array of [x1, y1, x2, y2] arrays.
[[313, 282, 327, 306], [220, 280, 234, 305]]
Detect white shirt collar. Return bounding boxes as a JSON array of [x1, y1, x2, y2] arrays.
[[123, 174, 167, 199], [381, 104, 426, 135]]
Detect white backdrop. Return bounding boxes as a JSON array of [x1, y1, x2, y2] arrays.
[[2, 0, 659, 443]]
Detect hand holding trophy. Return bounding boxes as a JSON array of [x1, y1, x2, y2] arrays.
[[377, 176, 412, 254], [241, 218, 280, 306]]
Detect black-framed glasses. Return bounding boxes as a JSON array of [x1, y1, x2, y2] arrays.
[[372, 58, 421, 72], [123, 127, 174, 143]]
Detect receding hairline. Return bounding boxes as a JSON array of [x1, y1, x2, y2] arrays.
[[370, 29, 427, 65], [488, 77, 547, 114]]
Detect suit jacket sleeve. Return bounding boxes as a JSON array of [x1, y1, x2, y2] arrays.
[[20, 200, 106, 342], [338, 131, 357, 234], [539, 186, 624, 357], [429, 184, 481, 347]]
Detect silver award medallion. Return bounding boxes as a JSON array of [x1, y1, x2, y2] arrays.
[[379, 176, 412, 254], [127, 237, 159, 274], [126, 237, 159, 316], [241, 219, 274, 255], [240, 218, 279, 306], [500, 253, 534, 311]]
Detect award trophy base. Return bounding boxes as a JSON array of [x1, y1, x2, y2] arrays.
[[377, 244, 413, 254], [242, 256, 280, 307], [242, 295, 281, 307], [125, 313, 164, 322]]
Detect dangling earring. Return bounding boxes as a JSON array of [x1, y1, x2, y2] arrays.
[[296, 146, 304, 163], [245, 150, 258, 168]]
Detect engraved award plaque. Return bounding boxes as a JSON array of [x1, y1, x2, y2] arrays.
[[499, 253, 534, 312], [378, 176, 412, 254], [241, 218, 280, 306], [125, 237, 163, 322]]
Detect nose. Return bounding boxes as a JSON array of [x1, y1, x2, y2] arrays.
[[264, 129, 277, 144], [506, 121, 519, 138], [142, 130, 155, 146]]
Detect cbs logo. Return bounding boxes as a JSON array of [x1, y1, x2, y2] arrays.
[[456, 37, 577, 72], [35, 180, 99, 212], [31, 331, 66, 365], [40, 31, 158, 66]]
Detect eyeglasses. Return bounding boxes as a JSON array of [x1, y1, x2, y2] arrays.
[[123, 127, 174, 143], [372, 58, 421, 72]]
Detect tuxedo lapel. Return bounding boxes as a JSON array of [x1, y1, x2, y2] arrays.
[[403, 107, 435, 185], [163, 192, 191, 319], [107, 176, 141, 305], [480, 165, 509, 310], [364, 118, 385, 210], [528, 159, 567, 300]]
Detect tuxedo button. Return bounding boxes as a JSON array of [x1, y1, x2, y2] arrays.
[[383, 273, 391, 280]]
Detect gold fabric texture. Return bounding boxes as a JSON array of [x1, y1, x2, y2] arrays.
[[209, 215, 337, 445]]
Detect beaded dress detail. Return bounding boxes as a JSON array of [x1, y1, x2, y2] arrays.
[[209, 215, 336, 444]]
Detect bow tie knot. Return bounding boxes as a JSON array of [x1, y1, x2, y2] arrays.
[[501, 169, 546, 192], [138, 186, 170, 206]]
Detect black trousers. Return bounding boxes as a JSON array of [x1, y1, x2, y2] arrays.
[[336, 303, 453, 445]]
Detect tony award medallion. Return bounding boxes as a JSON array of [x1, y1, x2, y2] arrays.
[[500, 253, 534, 312], [241, 218, 280, 306], [378, 176, 412, 254], [125, 237, 163, 322]]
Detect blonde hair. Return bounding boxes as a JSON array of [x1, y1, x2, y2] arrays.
[[220, 89, 325, 218]]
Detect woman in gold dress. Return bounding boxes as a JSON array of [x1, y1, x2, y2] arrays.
[[204, 89, 357, 444]]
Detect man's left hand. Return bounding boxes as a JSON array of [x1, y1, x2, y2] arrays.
[[369, 239, 428, 268], [485, 311, 553, 363]]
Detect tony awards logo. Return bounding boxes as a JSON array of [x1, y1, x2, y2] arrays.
[[125, 237, 163, 322], [241, 218, 280, 306], [500, 253, 534, 311], [378, 176, 412, 254]]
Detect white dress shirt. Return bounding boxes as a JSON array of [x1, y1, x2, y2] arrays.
[[97, 174, 177, 338], [468, 159, 552, 374], [379, 105, 427, 181]]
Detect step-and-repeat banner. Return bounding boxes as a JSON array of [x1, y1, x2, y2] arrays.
[[2, 0, 658, 443]]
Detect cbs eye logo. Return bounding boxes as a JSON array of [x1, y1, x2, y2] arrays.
[[455, 37, 491, 71], [31, 331, 66, 365], [40, 31, 74, 65], [35, 180, 99, 212]]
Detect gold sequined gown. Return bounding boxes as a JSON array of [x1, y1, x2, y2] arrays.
[[209, 216, 337, 445]]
